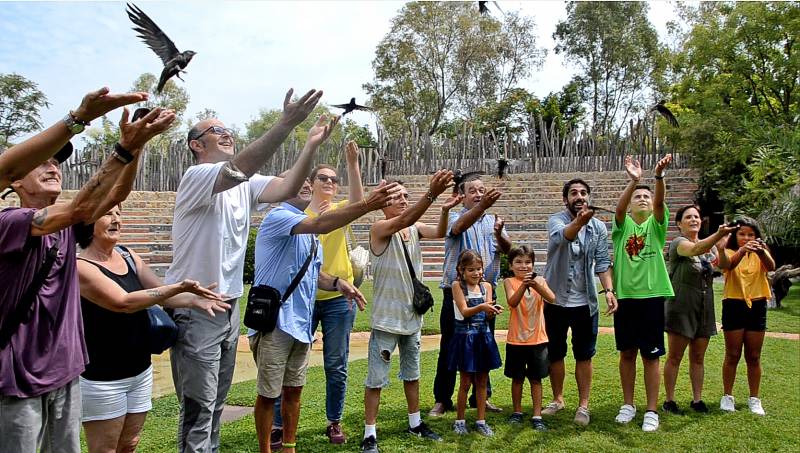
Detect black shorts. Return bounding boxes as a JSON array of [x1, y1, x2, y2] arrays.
[[543, 304, 598, 362], [614, 297, 665, 359], [722, 298, 767, 332], [504, 343, 549, 381]]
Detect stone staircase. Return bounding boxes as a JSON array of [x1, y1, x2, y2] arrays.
[[0, 169, 699, 281]]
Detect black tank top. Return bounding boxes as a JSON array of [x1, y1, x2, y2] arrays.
[[79, 248, 151, 381]]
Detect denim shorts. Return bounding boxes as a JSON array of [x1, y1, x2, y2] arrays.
[[364, 329, 421, 388]]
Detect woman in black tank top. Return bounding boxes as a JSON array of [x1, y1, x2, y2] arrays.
[[75, 205, 230, 453]]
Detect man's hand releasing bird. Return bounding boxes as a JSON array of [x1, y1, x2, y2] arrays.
[[126, 3, 196, 93], [650, 100, 679, 128], [332, 98, 373, 116]]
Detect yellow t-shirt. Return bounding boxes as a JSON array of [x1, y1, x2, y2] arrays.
[[722, 249, 772, 307], [305, 200, 355, 301], [505, 277, 548, 346]]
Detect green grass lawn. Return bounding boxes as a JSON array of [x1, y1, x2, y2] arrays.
[[240, 282, 800, 335], [125, 334, 799, 452]]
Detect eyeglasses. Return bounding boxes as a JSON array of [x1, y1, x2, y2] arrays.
[[191, 125, 234, 141], [315, 175, 340, 184]]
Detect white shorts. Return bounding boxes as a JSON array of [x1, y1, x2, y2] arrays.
[[79, 365, 153, 422]]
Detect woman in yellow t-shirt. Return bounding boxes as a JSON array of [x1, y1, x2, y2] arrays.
[[718, 217, 775, 416]]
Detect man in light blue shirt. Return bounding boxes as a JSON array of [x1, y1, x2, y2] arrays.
[[252, 176, 400, 453], [542, 178, 617, 427]]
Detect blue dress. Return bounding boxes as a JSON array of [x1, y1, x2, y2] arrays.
[[447, 282, 502, 373]]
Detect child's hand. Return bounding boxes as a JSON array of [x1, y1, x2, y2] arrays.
[[523, 272, 538, 288], [482, 302, 502, 315]]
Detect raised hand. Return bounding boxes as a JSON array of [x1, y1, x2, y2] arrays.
[[364, 182, 402, 210], [307, 114, 340, 149], [654, 154, 673, 177], [282, 88, 324, 128], [494, 215, 505, 236], [118, 107, 176, 153], [428, 169, 454, 198], [441, 192, 464, 210], [478, 188, 502, 210], [575, 204, 596, 226], [72, 87, 149, 123], [624, 155, 642, 181], [345, 140, 360, 164]]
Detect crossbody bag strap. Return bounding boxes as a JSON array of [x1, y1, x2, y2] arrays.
[[398, 231, 418, 281], [0, 238, 60, 350], [280, 238, 318, 303], [115, 245, 137, 275]]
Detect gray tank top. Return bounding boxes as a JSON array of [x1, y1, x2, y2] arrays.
[[370, 226, 423, 335]]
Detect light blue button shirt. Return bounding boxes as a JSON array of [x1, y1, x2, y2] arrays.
[[544, 210, 612, 316], [254, 203, 322, 344], [440, 209, 507, 288]]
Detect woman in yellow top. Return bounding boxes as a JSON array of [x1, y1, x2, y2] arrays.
[[718, 217, 775, 416], [270, 140, 364, 446]]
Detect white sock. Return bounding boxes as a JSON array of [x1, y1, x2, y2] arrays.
[[532, 415, 542, 420], [476, 419, 486, 426], [364, 424, 376, 440], [408, 411, 421, 429]]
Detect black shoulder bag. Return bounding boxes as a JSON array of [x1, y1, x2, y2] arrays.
[[399, 232, 435, 315], [245, 239, 318, 333], [0, 240, 59, 350], [116, 245, 179, 355]]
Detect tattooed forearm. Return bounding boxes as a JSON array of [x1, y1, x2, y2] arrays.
[[32, 208, 48, 226], [147, 288, 163, 298]]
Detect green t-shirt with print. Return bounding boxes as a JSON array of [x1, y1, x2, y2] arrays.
[[611, 208, 675, 299]]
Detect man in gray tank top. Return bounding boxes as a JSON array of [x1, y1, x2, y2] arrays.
[[359, 171, 461, 453]]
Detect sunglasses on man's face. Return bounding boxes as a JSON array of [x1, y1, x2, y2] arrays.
[[192, 125, 234, 141], [315, 175, 340, 184]]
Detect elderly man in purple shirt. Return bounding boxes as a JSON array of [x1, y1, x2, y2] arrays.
[[0, 87, 174, 453]]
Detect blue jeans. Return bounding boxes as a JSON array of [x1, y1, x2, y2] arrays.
[[273, 296, 356, 426]]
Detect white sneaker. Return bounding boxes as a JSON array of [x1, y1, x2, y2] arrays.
[[748, 397, 766, 416], [615, 404, 636, 424], [720, 394, 736, 412], [642, 411, 659, 432]]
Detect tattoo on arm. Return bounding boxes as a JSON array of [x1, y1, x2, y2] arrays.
[[147, 288, 163, 298], [32, 208, 48, 226]]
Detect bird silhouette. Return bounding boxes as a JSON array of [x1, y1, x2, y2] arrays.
[[332, 98, 373, 116], [126, 3, 196, 93], [478, 1, 504, 16], [649, 100, 679, 127]]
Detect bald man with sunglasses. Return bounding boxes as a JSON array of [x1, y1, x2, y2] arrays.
[[166, 89, 338, 453]]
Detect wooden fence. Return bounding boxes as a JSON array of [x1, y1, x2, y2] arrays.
[[53, 114, 686, 191]]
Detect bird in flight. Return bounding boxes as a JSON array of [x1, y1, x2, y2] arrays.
[[126, 3, 196, 93], [649, 100, 679, 127], [332, 98, 373, 116], [478, 1, 504, 16]]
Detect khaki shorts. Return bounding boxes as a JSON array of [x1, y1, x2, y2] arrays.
[[256, 329, 311, 398]]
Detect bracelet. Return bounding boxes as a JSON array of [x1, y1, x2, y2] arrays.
[[599, 288, 616, 295], [112, 143, 134, 164], [332, 277, 340, 290], [654, 175, 664, 180], [425, 191, 435, 202]]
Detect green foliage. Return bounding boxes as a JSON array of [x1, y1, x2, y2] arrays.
[[365, 2, 544, 137], [243, 227, 258, 284], [554, 2, 665, 134], [0, 73, 49, 146], [669, 1, 800, 245]]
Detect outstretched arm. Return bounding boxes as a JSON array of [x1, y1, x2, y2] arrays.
[[0, 87, 148, 190], [29, 108, 176, 236], [345, 141, 365, 204], [212, 89, 323, 195], [653, 154, 672, 224], [416, 191, 463, 239], [615, 155, 642, 226], [292, 182, 402, 235], [258, 114, 340, 203], [450, 188, 502, 235]]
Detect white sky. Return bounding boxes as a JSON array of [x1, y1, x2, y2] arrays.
[[0, 1, 678, 141]]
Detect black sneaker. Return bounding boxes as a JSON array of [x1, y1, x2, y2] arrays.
[[690, 400, 709, 413], [361, 435, 379, 453], [662, 400, 681, 414], [270, 428, 283, 450], [407, 421, 442, 441], [531, 418, 548, 431], [508, 412, 524, 424]]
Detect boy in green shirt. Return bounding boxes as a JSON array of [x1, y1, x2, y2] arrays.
[[611, 154, 674, 432]]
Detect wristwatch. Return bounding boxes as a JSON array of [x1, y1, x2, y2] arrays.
[[599, 288, 616, 295], [63, 111, 90, 134], [111, 143, 134, 164]]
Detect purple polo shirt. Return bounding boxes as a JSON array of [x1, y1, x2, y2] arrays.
[[0, 208, 88, 398]]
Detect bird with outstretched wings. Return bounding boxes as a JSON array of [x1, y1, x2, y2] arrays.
[[332, 98, 373, 116], [650, 100, 679, 128], [126, 3, 196, 93]]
